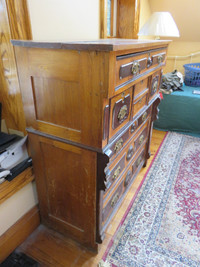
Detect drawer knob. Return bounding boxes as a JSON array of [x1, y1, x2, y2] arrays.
[[130, 124, 136, 133], [139, 135, 144, 145], [147, 55, 152, 68], [131, 61, 140, 75], [158, 55, 164, 64], [111, 193, 119, 208], [118, 104, 128, 122], [152, 80, 158, 94], [114, 138, 123, 153], [124, 170, 132, 187], [126, 145, 134, 161], [142, 112, 148, 122], [136, 156, 142, 167], [112, 166, 121, 181]]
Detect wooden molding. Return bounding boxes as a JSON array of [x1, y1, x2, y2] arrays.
[[0, 0, 32, 134], [5, 0, 32, 40], [117, 0, 140, 39], [100, 0, 107, 38], [0, 205, 40, 263], [0, 167, 34, 205]]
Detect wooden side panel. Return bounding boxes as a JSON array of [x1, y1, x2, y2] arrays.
[[14, 47, 81, 142], [31, 77, 81, 130], [0, 0, 26, 133], [79, 51, 109, 148], [28, 133, 97, 249], [15, 47, 110, 148], [117, 0, 140, 39]]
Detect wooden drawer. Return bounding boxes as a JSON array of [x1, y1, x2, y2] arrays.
[[134, 77, 148, 98], [109, 87, 133, 138], [134, 126, 148, 152], [149, 70, 162, 101], [115, 48, 167, 88], [102, 143, 147, 225], [116, 52, 148, 87], [104, 108, 151, 161], [132, 148, 146, 175], [132, 88, 149, 118], [102, 178, 124, 223], [105, 154, 126, 191], [124, 145, 146, 190]]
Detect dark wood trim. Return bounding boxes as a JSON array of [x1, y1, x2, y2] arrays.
[[11, 39, 171, 52], [0, 205, 40, 263], [26, 128, 103, 153]]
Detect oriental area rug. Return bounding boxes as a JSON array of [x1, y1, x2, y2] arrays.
[[100, 132, 200, 267]]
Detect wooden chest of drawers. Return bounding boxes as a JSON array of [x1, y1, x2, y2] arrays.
[[12, 39, 170, 251]]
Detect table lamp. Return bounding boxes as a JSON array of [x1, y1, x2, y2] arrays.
[[138, 12, 180, 39]]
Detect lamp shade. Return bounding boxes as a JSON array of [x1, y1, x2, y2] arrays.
[[138, 12, 180, 38]]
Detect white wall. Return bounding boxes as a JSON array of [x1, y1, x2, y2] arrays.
[[0, 182, 38, 235], [27, 0, 100, 40]]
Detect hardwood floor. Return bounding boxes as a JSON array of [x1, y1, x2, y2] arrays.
[[17, 129, 167, 267]]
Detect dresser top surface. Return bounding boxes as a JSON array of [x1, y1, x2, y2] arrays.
[[11, 38, 171, 52]]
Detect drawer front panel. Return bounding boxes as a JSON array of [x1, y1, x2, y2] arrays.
[[116, 52, 148, 87], [102, 143, 147, 225], [102, 179, 124, 222], [115, 48, 167, 88], [124, 145, 146, 189], [105, 109, 151, 161], [109, 87, 133, 138], [119, 58, 147, 81], [149, 70, 162, 101], [132, 89, 148, 118], [134, 127, 148, 151], [134, 78, 148, 98], [132, 149, 146, 175], [105, 154, 126, 190]]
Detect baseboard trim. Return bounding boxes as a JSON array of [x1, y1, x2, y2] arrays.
[[0, 205, 40, 263]]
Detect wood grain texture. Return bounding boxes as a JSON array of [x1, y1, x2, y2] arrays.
[[100, 0, 107, 38], [117, 0, 140, 39], [0, 0, 31, 134], [5, 0, 32, 40], [17, 130, 166, 267], [28, 133, 98, 250], [13, 40, 169, 251], [0, 205, 40, 263], [0, 167, 34, 205]]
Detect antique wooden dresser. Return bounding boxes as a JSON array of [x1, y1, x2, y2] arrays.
[[12, 39, 170, 251]]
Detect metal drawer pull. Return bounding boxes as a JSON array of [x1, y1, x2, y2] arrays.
[[142, 112, 148, 122], [152, 80, 158, 94], [131, 61, 140, 75], [147, 55, 152, 68], [114, 138, 123, 153], [118, 105, 128, 122], [111, 193, 119, 208], [130, 124, 136, 133], [139, 135, 144, 145], [112, 166, 121, 181], [124, 170, 132, 187], [136, 156, 142, 167], [158, 55, 164, 64], [126, 145, 134, 161]]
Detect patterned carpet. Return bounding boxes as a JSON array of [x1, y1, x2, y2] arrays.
[[100, 132, 200, 267]]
